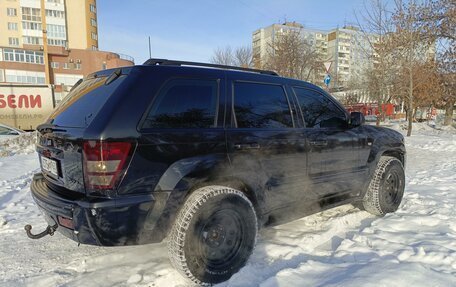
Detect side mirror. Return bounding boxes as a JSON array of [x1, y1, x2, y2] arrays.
[[350, 112, 365, 127]]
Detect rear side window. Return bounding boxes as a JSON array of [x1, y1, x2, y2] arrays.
[[233, 82, 292, 128], [143, 79, 218, 129], [293, 87, 347, 128], [50, 75, 126, 128]]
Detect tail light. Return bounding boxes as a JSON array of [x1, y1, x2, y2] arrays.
[[83, 141, 132, 191]]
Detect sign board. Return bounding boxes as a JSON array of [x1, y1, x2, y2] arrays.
[[0, 84, 54, 130], [324, 61, 332, 73], [324, 74, 331, 86]]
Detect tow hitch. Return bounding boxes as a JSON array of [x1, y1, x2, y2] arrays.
[[24, 224, 58, 239]]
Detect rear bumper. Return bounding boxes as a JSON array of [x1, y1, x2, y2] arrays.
[[30, 173, 171, 246]]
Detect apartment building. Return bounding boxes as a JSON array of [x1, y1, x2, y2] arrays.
[[0, 0, 133, 101], [326, 26, 376, 89], [252, 22, 377, 89], [253, 22, 328, 68]]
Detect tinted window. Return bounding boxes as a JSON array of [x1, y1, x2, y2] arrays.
[[50, 75, 126, 128], [143, 79, 218, 129], [234, 82, 292, 128], [293, 87, 347, 128]]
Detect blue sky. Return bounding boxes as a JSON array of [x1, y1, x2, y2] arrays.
[[97, 0, 372, 64]]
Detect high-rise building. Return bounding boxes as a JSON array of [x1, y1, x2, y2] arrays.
[[0, 0, 134, 101], [66, 0, 99, 50], [252, 22, 377, 89], [253, 22, 328, 68], [326, 26, 377, 89]]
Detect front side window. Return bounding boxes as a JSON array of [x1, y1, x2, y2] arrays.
[[293, 87, 347, 129], [233, 82, 292, 128], [143, 79, 218, 129]]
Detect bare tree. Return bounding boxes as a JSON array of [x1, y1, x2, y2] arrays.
[[210, 46, 234, 66], [438, 49, 456, 125], [387, 0, 434, 136], [356, 0, 397, 125], [233, 46, 254, 68], [263, 30, 323, 82], [210, 45, 254, 68], [419, 0, 455, 125]]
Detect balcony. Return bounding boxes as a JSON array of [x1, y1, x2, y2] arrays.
[[117, 53, 134, 63]]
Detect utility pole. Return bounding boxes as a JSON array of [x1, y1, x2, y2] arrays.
[[40, 0, 51, 85]]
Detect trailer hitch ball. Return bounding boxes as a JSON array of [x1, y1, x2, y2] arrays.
[[24, 224, 58, 239]]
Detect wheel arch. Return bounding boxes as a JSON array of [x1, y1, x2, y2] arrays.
[[381, 149, 405, 166]]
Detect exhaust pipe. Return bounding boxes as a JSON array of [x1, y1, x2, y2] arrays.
[[24, 224, 58, 239]]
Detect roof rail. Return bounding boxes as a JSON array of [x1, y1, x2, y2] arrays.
[[143, 58, 278, 76]]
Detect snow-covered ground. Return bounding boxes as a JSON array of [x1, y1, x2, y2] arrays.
[[0, 124, 455, 287]]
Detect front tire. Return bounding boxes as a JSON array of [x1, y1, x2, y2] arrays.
[[168, 186, 257, 285], [363, 156, 405, 216]]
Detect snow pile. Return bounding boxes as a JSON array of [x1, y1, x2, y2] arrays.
[[0, 132, 37, 158], [0, 126, 455, 286]]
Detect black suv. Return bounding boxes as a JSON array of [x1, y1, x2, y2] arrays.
[[28, 59, 405, 285]]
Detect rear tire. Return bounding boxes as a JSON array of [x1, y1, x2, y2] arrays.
[[363, 156, 405, 216], [168, 186, 257, 285]]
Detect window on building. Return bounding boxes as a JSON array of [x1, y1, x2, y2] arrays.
[[75, 63, 81, 70], [3, 49, 44, 64], [23, 36, 43, 45], [51, 62, 59, 69], [7, 22, 18, 30], [293, 87, 347, 129], [91, 32, 98, 40], [47, 24, 66, 38], [5, 70, 45, 84], [7, 8, 17, 16], [46, 0, 61, 4], [233, 82, 293, 128], [55, 74, 83, 86], [101, 63, 107, 70], [3, 49, 14, 61], [22, 22, 42, 30], [47, 39, 66, 47], [92, 45, 98, 51], [8, 38, 19, 46], [22, 7, 41, 22], [90, 4, 96, 13], [90, 18, 97, 27], [143, 79, 218, 129], [63, 63, 70, 70], [45, 9, 65, 18]]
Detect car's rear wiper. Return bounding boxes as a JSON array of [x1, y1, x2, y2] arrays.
[[69, 78, 83, 92], [36, 123, 67, 134], [105, 68, 122, 85]]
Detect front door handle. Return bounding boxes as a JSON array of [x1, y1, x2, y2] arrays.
[[309, 140, 328, 147], [234, 143, 261, 150]]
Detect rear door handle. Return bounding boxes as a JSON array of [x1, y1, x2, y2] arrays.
[[234, 143, 261, 150], [309, 140, 328, 147]]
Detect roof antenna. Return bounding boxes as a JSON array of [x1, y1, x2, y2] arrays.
[[148, 36, 152, 59]]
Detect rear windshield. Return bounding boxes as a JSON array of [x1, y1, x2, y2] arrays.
[[49, 75, 126, 128]]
